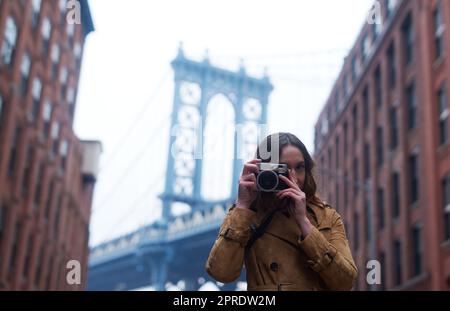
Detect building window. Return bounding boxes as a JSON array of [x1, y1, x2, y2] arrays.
[[372, 15, 382, 42], [361, 35, 370, 64], [351, 55, 358, 83], [376, 127, 384, 166], [409, 153, 419, 204], [442, 174, 450, 241], [328, 147, 332, 171], [390, 106, 398, 150], [35, 246, 44, 286], [385, 0, 397, 19], [363, 87, 369, 127], [41, 17, 52, 56], [327, 106, 333, 130], [365, 199, 372, 242], [74, 42, 83, 70], [374, 65, 382, 108], [22, 146, 33, 196], [20, 52, 31, 96], [51, 44, 60, 80], [353, 105, 358, 141], [54, 194, 63, 234], [1, 17, 18, 66], [353, 158, 359, 196], [343, 74, 350, 98], [364, 143, 370, 179], [387, 42, 396, 88], [392, 172, 400, 219], [51, 120, 60, 138], [344, 122, 348, 155], [32, 78, 42, 120], [434, 2, 445, 60], [67, 20, 75, 37], [344, 171, 348, 206], [377, 188, 385, 229], [31, 0, 41, 28], [394, 239, 402, 286], [60, 140, 69, 170], [60, 67, 68, 84], [336, 182, 340, 213], [59, 0, 67, 26], [411, 224, 422, 276], [336, 136, 340, 168], [406, 81, 416, 130], [438, 83, 448, 145], [354, 212, 360, 251], [320, 156, 326, 192], [66, 22, 75, 47], [45, 180, 54, 220], [74, 42, 82, 59], [66, 87, 75, 105], [43, 100, 52, 138], [8, 127, 21, 178], [23, 235, 33, 279], [60, 67, 68, 102], [9, 221, 21, 274], [34, 163, 44, 206], [402, 13, 414, 66], [51, 122, 60, 155]]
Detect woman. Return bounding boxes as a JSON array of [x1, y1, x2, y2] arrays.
[[205, 132, 358, 291]]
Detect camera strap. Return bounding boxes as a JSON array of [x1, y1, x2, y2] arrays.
[[244, 208, 278, 260]]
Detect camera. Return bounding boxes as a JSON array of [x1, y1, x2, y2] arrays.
[[255, 163, 289, 192]]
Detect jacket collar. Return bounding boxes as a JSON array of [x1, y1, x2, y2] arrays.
[[306, 201, 327, 228]]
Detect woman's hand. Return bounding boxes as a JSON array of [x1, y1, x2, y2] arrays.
[[236, 159, 261, 210], [275, 170, 313, 237]]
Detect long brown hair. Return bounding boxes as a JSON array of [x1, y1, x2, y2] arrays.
[[253, 132, 323, 211]]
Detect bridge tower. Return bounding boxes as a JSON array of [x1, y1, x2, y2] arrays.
[[159, 45, 273, 222]]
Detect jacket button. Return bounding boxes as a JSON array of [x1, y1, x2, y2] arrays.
[[270, 262, 279, 272]]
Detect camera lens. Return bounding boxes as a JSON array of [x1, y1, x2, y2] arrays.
[[257, 170, 279, 192]]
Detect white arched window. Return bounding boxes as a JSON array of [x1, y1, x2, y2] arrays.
[[201, 94, 235, 200], [1, 17, 18, 65]]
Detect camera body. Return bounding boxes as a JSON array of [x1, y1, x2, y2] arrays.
[[255, 162, 289, 192]]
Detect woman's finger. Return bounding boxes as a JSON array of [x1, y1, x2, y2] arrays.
[[240, 180, 255, 186], [280, 188, 302, 198], [276, 192, 294, 201], [277, 189, 300, 197], [242, 173, 256, 182], [242, 163, 259, 176], [278, 194, 301, 205], [249, 158, 262, 164], [278, 174, 299, 189], [278, 191, 301, 201], [240, 181, 256, 190], [276, 188, 301, 196]]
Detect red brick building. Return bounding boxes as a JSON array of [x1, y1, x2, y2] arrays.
[[0, 0, 100, 290], [314, 0, 450, 290]]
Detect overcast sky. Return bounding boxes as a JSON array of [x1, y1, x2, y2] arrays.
[[74, 0, 375, 247]]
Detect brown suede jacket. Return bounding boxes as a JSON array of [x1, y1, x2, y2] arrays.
[[205, 201, 358, 291]]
